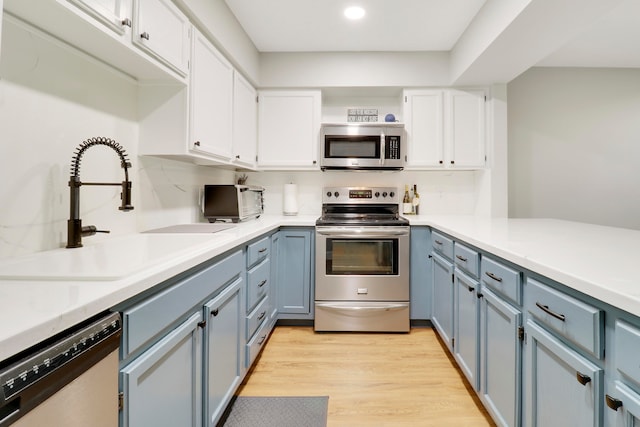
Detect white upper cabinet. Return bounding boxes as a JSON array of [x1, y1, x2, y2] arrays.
[[67, 0, 132, 34], [189, 27, 234, 161], [257, 90, 322, 170], [232, 72, 258, 169], [446, 89, 486, 168], [4, 0, 189, 81], [132, 0, 190, 77], [404, 88, 486, 169], [403, 89, 444, 168]]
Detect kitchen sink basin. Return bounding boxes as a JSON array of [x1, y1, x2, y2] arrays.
[[0, 233, 228, 281]]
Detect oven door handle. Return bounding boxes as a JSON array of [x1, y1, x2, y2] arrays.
[[380, 132, 385, 166], [316, 303, 408, 313], [316, 228, 409, 238]]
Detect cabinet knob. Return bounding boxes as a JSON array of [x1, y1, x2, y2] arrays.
[[439, 160, 443, 164], [605, 395, 623, 411], [211, 308, 219, 317], [576, 371, 591, 386], [140, 32, 150, 40], [236, 155, 240, 159], [451, 160, 455, 164], [121, 18, 132, 28], [194, 141, 201, 147]]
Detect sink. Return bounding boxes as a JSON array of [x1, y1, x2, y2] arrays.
[[0, 233, 226, 281]]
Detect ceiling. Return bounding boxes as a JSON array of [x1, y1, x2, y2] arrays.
[[225, 0, 640, 68]]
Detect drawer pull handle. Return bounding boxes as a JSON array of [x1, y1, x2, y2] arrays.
[[140, 31, 150, 40], [485, 271, 503, 282], [121, 18, 132, 27], [576, 372, 591, 386], [258, 311, 266, 321], [477, 292, 483, 299], [211, 308, 219, 317], [257, 335, 267, 345], [467, 285, 475, 293], [197, 320, 207, 328], [605, 395, 623, 411], [258, 279, 267, 288], [456, 255, 468, 262], [535, 302, 566, 321], [258, 248, 267, 253], [434, 240, 443, 245]]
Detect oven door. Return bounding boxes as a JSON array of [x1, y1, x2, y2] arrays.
[[315, 226, 410, 301]]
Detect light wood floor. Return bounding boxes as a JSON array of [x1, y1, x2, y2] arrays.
[[237, 326, 495, 427]]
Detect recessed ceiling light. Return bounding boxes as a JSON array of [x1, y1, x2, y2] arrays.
[[344, 6, 365, 20]]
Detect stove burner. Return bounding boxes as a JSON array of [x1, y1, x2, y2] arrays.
[[316, 186, 408, 227]]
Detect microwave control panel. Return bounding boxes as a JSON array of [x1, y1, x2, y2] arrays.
[[385, 136, 401, 159]]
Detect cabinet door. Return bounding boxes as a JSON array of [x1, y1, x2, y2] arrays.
[[204, 278, 242, 427], [524, 320, 603, 427], [233, 72, 257, 169], [454, 270, 480, 391], [120, 312, 202, 427], [403, 90, 444, 168], [445, 89, 486, 168], [605, 381, 640, 427], [480, 287, 522, 427], [133, 0, 190, 76], [189, 28, 234, 160], [432, 252, 454, 350], [277, 229, 313, 315], [258, 91, 321, 170], [67, 0, 132, 34], [269, 232, 280, 323]]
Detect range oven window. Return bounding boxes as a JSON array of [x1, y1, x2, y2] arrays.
[[325, 136, 380, 159], [325, 238, 398, 275]]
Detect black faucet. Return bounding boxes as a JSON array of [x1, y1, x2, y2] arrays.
[[66, 137, 134, 248]]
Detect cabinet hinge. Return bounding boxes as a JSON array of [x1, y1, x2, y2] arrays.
[[118, 391, 124, 411], [484, 95, 487, 102], [404, 95, 408, 103], [451, 337, 455, 348], [256, 95, 259, 103], [518, 326, 525, 342], [451, 273, 455, 283]]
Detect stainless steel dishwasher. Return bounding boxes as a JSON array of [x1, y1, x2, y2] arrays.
[[0, 311, 121, 427]]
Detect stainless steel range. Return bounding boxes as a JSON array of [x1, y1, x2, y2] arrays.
[[315, 186, 410, 332]]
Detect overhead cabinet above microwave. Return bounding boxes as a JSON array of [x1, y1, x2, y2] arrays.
[[320, 123, 406, 171], [403, 89, 486, 170]]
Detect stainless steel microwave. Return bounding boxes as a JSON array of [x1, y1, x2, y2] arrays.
[[202, 185, 264, 222], [320, 124, 405, 171]]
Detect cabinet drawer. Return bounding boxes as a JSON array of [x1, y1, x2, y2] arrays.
[[454, 242, 479, 279], [246, 296, 269, 340], [246, 322, 269, 367], [122, 250, 243, 357], [526, 278, 604, 358], [247, 236, 270, 268], [247, 259, 269, 312], [615, 320, 640, 385], [481, 257, 521, 305], [432, 231, 454, 260]]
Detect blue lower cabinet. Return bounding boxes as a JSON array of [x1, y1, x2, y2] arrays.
[[605, 381, 640, 426], [431, 252, 454, 350], [479, 286, 522, 427], [524, 320, 603, 427], [204, 278, 243, 427], [120, 311, 203, 427], [277, 229, 313, 318], [454, 270, 480, 391]]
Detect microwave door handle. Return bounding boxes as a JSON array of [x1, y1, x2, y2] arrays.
[[380, 132, 385, 166]]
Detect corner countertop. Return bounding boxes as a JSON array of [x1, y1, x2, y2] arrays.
[[2, 215, 639, 363], [407, 215, 640, 320]]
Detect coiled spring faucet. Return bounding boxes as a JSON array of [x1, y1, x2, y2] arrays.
[[66, 137, 134, 248]]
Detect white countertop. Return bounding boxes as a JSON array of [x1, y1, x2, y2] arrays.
[[1, 214, 639, 362]]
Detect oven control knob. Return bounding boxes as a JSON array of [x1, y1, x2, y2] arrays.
[[382, 192, 388, 197], [334, 191, 340, 198], [326, 191, 332, 197], [375, 192, 380, 198], [389, 191, 395, 198]]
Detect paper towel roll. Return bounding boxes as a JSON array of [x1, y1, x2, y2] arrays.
[[283, 183, 298, 215]]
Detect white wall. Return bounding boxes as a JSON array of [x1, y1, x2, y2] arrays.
[[508, 67, 640, 229]]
